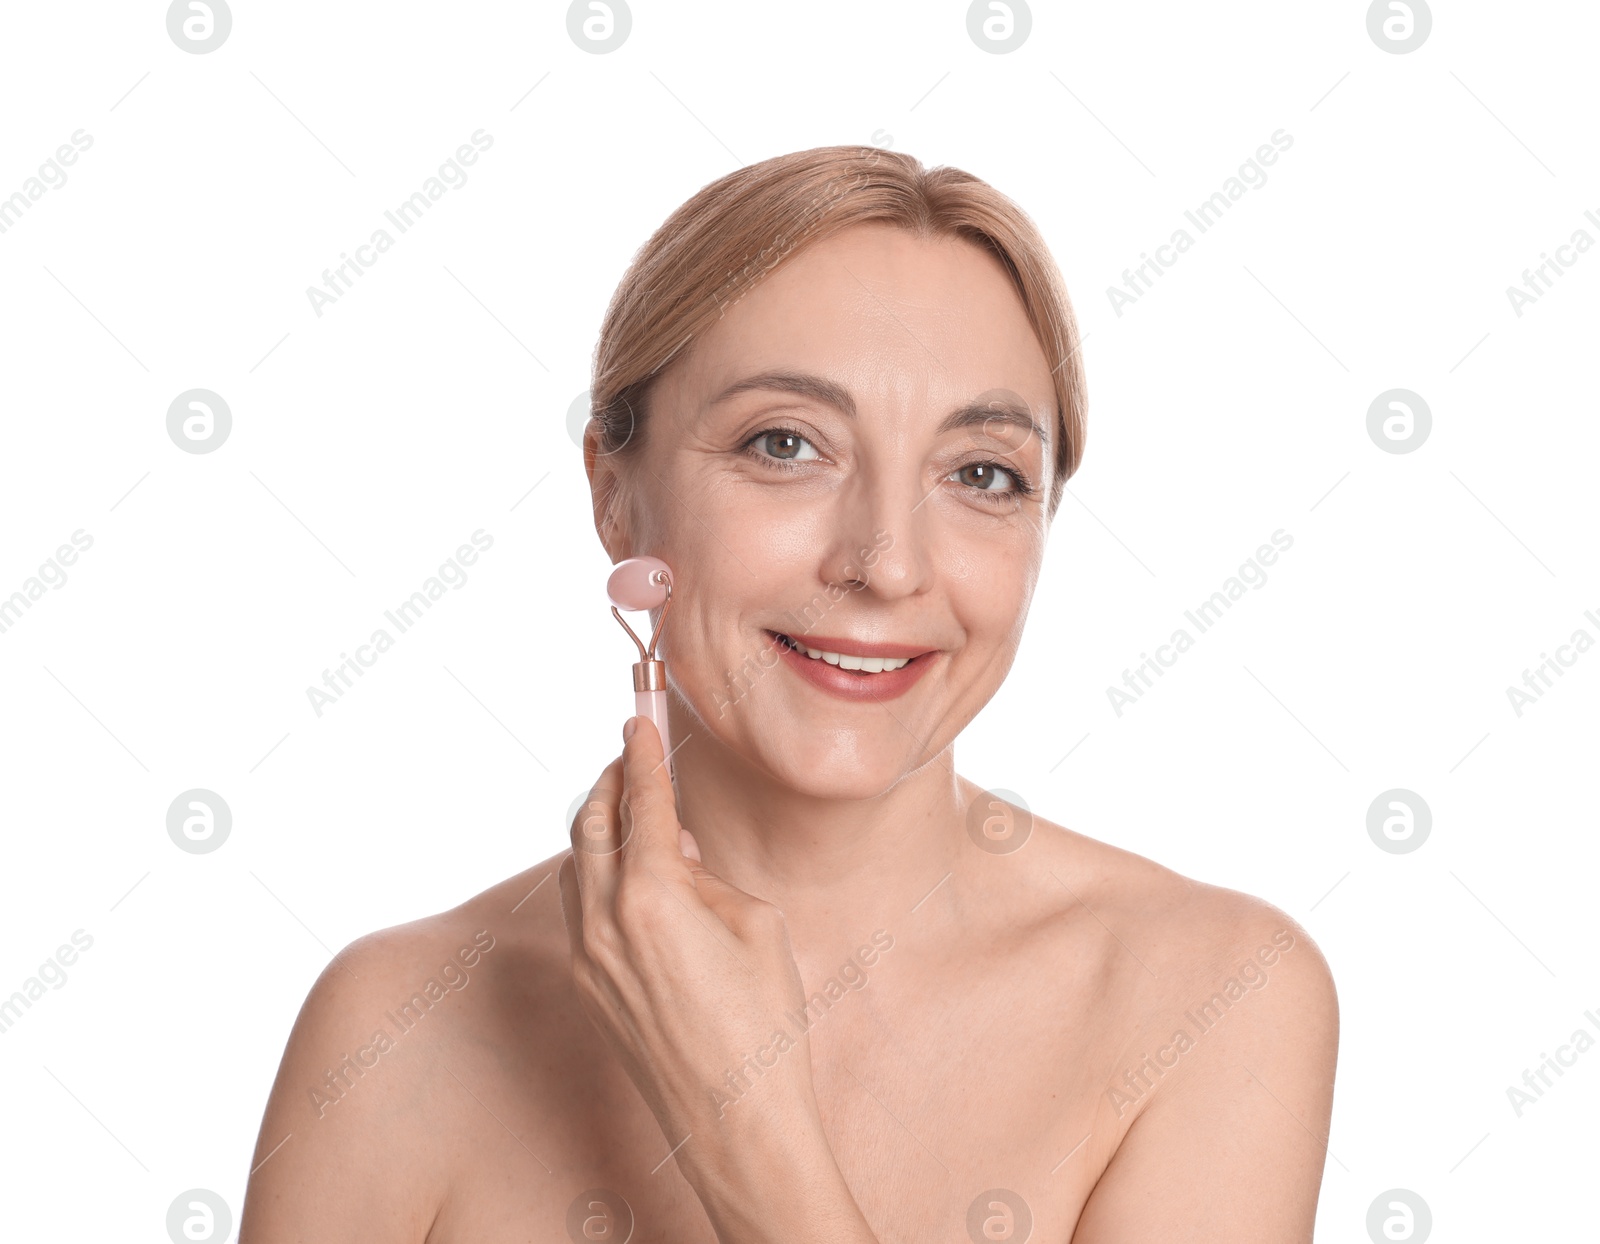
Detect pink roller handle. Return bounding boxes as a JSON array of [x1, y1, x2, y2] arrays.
[[635, 688, 674, 782]]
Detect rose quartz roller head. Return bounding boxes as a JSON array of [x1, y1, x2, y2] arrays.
[[606, 556, 676, 782]]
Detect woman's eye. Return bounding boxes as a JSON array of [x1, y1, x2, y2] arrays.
[[749, 429, 820, 462], [950, 462, 1017, 492]]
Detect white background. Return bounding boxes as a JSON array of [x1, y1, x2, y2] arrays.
[[0, 0, 1595, 1239]]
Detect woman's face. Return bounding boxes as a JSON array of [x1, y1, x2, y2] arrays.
[[590, 221, 1059, 799]]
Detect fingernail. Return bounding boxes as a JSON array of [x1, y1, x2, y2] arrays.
[[623, 716, 637, 742]]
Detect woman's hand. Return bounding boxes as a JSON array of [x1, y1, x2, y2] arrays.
[[557, 715, 822, 1167]]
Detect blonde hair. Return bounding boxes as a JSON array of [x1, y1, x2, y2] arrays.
[[590, 144, 1087, 515]]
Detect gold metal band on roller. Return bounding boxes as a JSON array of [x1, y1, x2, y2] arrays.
[[632, 659, 667, 692]]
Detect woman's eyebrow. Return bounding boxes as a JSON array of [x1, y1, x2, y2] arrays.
[[708, 369, 1049, 447], [709, 369, 857, 416]]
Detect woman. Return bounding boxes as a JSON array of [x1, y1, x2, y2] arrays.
[[241, 145, 1338, 1243]]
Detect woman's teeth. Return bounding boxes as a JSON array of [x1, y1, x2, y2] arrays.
[[774, 633, 912, 673]]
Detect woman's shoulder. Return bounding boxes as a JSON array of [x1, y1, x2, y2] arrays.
[[256, 855, 569, 1107], [240, 856, 576, 1239], [1022, 815, 1340, 1232], [1019, 805, 1338, 1025], [326, 853, 575, 1004]]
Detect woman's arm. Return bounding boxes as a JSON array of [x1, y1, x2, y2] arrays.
[[664, 1111, 880, 1244], [558, 718, 881, 1244], [1070, 910, 1339, 1243], [238, 932, 447, 1243]]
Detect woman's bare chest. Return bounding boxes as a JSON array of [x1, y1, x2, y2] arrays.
[[424, 962, 1120, 1244]]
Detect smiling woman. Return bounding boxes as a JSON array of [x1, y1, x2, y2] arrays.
[[240, 145, 1338, 1244]]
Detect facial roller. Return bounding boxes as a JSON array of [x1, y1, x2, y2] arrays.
[[606, 556, 676, 782]]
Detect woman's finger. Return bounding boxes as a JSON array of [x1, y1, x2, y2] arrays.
[[556, 851, 584, 960], [567, 757, 625, 914], [558, 847, 643, 1056], [614, 716, 700, 909], [683, 858, 774, 938], [615, 721, 783, 954]]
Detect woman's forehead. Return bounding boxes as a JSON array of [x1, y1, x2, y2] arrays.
[[668, 235, 1054, 414], [723, 223, 1026, 322]]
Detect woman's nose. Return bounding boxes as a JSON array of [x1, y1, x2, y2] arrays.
[[820, 474, 933, 599]]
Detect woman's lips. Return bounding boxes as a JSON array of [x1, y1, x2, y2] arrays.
[[764, 630, 936, 702]]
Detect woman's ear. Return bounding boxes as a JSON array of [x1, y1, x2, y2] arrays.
[[583, 422, 632, 561]]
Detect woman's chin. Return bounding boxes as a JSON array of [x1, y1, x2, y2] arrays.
[[750, 740, 918, 801], [773, 772, 902, 802]]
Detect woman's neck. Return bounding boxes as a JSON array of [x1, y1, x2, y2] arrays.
[[670, 729, 970, 963]]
